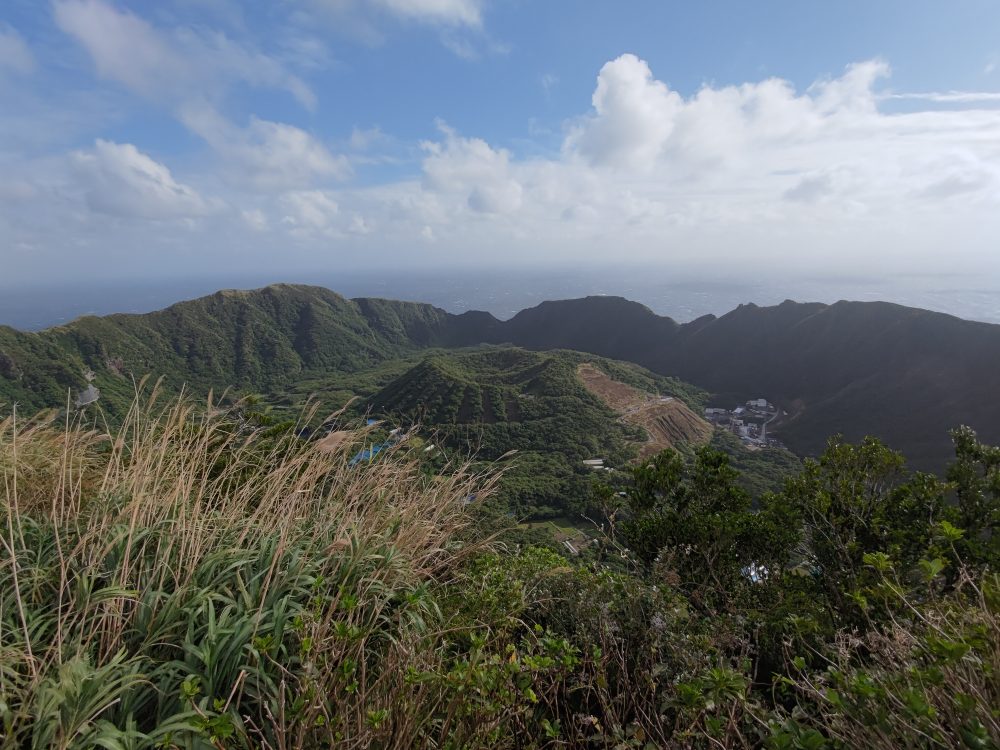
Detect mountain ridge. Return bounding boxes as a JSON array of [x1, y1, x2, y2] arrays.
[[2, 283, 998, 470], [468, 293, 1000, 468]]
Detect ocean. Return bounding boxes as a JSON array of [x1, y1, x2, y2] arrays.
[[1, 269, 998, 331]]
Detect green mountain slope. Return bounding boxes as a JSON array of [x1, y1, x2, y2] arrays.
[[281, 346, 709, 517], [368, 348, 703, 459], [4, 282, 998, 471], [475, 296, 1000, 470], [0, 285, 450, 414]]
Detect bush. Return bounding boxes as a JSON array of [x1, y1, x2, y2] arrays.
[[0, 391, 508, 748], [2, 394, 997, 748]]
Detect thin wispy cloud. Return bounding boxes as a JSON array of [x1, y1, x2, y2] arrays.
[[372, 0, 484, 28], [301, 0, 496, 56], [0, 22, 34, 74], [887, 91, 1000, 104], [53, 0, 316, 109]]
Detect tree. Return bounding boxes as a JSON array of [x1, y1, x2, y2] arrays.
[[946, 426, 1000, 567], [622, 447, 798, 614]]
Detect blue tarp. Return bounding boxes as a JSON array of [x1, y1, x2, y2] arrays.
[[349, 444, 386, 467]]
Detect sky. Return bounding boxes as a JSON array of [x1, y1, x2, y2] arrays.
[[1, 0, 1000, 292]]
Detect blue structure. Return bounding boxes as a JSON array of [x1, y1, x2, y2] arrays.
[[349, 444, 386, 467]]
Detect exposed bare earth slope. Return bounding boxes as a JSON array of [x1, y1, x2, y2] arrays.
[[577, 363, 712, 457]]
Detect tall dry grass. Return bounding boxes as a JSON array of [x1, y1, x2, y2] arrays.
[[0, 385, 502, 748]]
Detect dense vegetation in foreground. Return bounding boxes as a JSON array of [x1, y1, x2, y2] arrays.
[[1, 391, 997, 748]]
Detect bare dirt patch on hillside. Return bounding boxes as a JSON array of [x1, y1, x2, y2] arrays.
[[577, 363, 713, 458]]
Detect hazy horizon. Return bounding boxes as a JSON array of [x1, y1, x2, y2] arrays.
[[3, 267, 999, 332]]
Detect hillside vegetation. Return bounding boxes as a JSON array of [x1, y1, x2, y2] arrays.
[[3, 284, 999, 470], [2, 393, 997, 748], [0, 285, 452, 416], [484, 296, 1000, 470], [369, 349, 703, 455], [356, 348, 705, 517]]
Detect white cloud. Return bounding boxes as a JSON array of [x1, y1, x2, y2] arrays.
[[809, 59, 889, 115], [53, 1, 350, 193], [180, 105, 350, 189], [54, 0, 315, 109], [370, 0, 483, 27], [565, 54, 682, 170], [349, 125, 386, 151], [887, 91, 1000, 104], [784, 172, 835, 204], [421, 124, 523, 213], [54, 0, 187, 97], [909, 153, 997, 201], [565, 57, 894, 175], [71, 139, 213, 219], [442, 31, 509, 61], [302, 0, 490, 57], [783, 169, 860, 204], [280, 189, 340, 232], [241, 208, 268, 231], [919, 172, 993, 199], [440, 35, 478, 60], [278, 33, 336, 71], [350, 55, 997, 274], [243, 51, 994, 274], [6, 47, 1000, 286], [0, 23, 35, 74], [348, 213, 372, 234]]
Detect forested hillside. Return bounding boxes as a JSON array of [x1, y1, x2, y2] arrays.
[[0, 285, 450, 414], [3, 284, 999, 470], [2, 283, 998, 747], [467, 296, 1000, 470], [291, 347, 712, 517]]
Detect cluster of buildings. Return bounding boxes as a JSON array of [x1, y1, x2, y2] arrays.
[[704, 398, 784, 448]]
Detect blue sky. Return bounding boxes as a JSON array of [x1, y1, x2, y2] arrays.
[[1, 0, 999, 288]]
